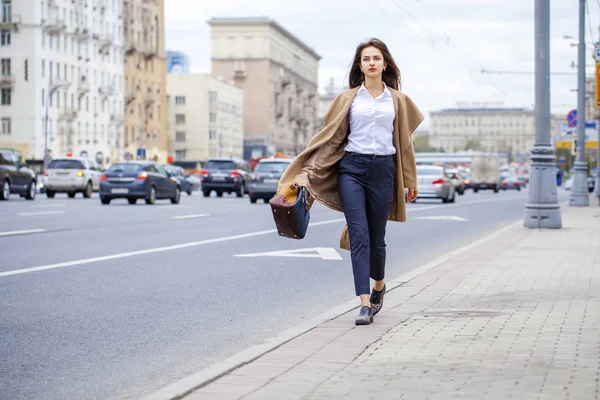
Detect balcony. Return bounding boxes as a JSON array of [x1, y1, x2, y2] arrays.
[[0, 74, 15, 89], [77, 77, 90, 97], [59, 108, 79, 122], [98, 33, 113, 52], [42, 17, 66, 35], [124, 39, 137, 55], [98, 85, 114, 98], [74, 27, 90, 40], [125, 89, 136, 105], [275, 102, 284, 119], [144, 92, 155, 107], [0, 12, 21, 32], [140, 43, 157, 59]]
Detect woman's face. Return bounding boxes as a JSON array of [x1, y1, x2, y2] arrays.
[[360, 46, 387, 79]]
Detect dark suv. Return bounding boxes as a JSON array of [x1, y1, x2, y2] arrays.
[[200, 158, 250, 198], [0, 149, 37, 201]]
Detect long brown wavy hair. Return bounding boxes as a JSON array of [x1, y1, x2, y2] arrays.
[[348, 38, 401, 90]]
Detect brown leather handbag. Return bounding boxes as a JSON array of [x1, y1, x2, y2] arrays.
[[269, 184, 311, 239]]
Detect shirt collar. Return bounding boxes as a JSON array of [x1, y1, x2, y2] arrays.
[[358, 82, 391, 99]]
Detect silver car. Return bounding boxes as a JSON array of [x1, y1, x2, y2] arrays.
[[416, 165, 455, 203], [248, 158, 292, 203]]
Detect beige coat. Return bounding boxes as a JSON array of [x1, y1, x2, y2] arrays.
[[277, 86, 424, 250]]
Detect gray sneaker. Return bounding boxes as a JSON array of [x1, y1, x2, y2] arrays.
[[355, 306, 373, 325], [370, 284, 386, 316]]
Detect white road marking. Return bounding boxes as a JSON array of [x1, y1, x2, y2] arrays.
[[17, 211, 66, 216], [414, 216, 468, 222], [235, 247, 343, 260], [0, 194, 528, 278], [173, 214, 210, 220], [0, 229, 47, 237]]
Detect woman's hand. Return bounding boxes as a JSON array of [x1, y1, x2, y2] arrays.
[[406, 187, 418, 202]]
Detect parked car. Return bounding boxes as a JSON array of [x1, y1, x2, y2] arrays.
[[0, 149, 37, 201], [200, 158, 250, 198], [446, 168, 465, 195], [45, 157, 102, 198], [165, 165, 199, 195], [99, 161, 180, 205], [248, 158, 292, 203], [501, 175, 521, 191], [416, 165, 455, 203]]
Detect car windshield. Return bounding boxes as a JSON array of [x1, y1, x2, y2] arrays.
[[206, 160, 237, 170], [165, 166, 182, 175], [254, 161, 290, 173], [417, 166, 443, 176], [48, 159, 85, 169], [108, 163, 144, 173]]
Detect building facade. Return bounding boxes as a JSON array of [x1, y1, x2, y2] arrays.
[[122, 0, 167, 162], [208, 17, 320, 156], [428, 108, 562, 158], [0, 0, 124, 164], [167, 74, 243, 161]]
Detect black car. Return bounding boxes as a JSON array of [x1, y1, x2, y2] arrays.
[[200, 158, 250, 198], [99, 161, 180, 205], [0, 149, 37, 201]]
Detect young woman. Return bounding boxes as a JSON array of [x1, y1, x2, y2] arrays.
[[276, 38, 423, 326]]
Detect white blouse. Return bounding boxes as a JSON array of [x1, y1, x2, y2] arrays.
[[345, 82, 396, 156]]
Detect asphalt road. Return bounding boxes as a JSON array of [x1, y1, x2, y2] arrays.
[[0, 187, 569, 399]]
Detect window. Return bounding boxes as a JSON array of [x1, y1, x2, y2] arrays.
[[0, 29, 9, 46], [42, 89, 45, 106], [0, 88, 9, 105], [1, 117, 10, 135], [175, 150, 186, 160], [209, 112, 216, 123], [209, 91, 217, 105], [175, 131, 185, 142], [0, 58, 10, 75], [175, 114, 185, 124], [175, 96, 185, 105], [209, 130, 216, 140]]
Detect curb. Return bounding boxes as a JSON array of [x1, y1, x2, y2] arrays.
[[141, 217, 524, 400]]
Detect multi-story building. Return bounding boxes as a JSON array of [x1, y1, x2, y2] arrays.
[[208, 17, 320, 156], [0, 0, 124, 165], [428, 107, 562, 159], [167, 74, 244, 161], [317, 77, 346, 129], [122, 0, 167, 162]]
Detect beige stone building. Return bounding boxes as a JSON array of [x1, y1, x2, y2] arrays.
[[122, 0, 167, 162], [208, 17, 320, 156], [167, 74, 244, 161], [428, 108, 562, 158]]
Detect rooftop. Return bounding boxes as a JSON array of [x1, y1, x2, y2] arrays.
[[208, 17, 321, 61]]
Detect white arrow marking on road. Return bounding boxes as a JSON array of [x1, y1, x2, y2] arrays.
[[0, 229, 47, 237], [17, 211, 66, 216], [173, 214, 210, 220], [414, 215, 469, 222], [235, 247, 343, 260]]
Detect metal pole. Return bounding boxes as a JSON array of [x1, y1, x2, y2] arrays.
[[524, 0, 562, 228], [43, 88, 50, 171], [570, 0, 590, 206]]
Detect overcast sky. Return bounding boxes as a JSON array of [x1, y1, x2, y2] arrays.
[[165, 0, 600, 128]]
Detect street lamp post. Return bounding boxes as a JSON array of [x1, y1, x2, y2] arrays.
[[43, 81, 69, 170], [524, 0, 562, 228], [569, 0, 590, 206]]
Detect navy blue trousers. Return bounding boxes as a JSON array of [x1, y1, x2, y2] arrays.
[[338, 152, 395, 296]]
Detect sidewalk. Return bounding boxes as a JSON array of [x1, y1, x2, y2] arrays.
[[182, 203, 600, 400]]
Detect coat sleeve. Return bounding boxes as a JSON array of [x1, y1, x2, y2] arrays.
[[401, 95, 424, 189]]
